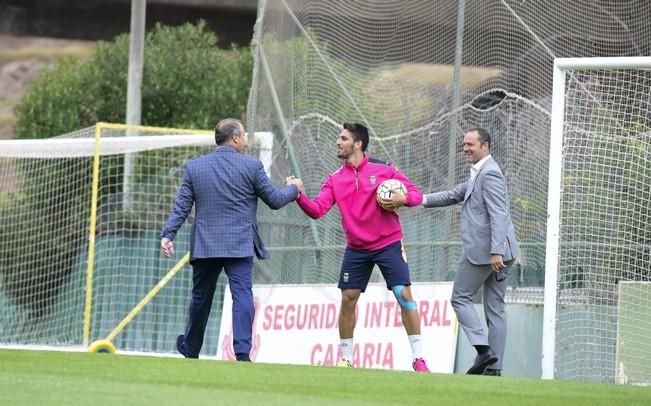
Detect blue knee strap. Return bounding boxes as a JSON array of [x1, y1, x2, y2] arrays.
[[393, 285, 417, 310]]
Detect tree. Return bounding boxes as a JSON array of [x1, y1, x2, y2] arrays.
[[15, 20, 252, 137]]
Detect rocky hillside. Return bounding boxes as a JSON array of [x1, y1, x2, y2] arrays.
[[0, 34, 95, 139]]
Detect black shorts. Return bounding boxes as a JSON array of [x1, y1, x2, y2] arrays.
[[338, 240, 411, 292]]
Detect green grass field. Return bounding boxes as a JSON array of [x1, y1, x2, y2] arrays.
[[1, 349, 650, 405]]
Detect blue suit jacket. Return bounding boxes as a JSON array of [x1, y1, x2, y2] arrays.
[[160, 146, 298, 262]]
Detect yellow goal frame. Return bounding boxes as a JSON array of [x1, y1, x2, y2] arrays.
[[82, 122, 212, 348]]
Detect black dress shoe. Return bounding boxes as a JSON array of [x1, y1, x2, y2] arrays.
[[466, 349, 498, 375], [236, 353, 251, 362], [482, 369, 501, 376], [176, 335, 198, 359]]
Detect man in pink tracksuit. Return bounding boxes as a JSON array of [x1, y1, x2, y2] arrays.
[[285, 123, 430, 372]]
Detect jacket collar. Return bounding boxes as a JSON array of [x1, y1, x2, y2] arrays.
[[471, 154, 492, 173], [215, 145, 238, 153], [344, 154, 368, 171]]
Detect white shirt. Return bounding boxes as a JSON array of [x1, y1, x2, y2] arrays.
[[470, 154, 491, 182]]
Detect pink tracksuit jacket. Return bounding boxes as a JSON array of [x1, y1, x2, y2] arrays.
[[296, 155, 423, 250]]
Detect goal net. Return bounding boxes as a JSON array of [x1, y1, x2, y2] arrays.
[[543, 57, 651, 384], [247, 0, 571, 301], [0, 124, 224, 354], [249, 0, 651, 381], [247, 1, 651, 316]]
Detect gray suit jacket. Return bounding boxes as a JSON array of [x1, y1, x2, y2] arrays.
[[160, 146, 298, 262], [423, 156, 519, 265]]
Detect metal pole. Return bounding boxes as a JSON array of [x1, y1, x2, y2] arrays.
[[123, 0, 146, 210], [448, 0, 465, 186], [259, 47, 322, 250], [442, 0, 466, 274]]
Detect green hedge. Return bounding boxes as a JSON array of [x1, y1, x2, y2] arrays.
[[15, 20, 252, 138]]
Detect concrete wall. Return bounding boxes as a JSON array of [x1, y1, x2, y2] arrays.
[[454, 303, 543, 378]]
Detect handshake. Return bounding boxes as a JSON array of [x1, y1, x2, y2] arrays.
[[284, 175, 304, 196]]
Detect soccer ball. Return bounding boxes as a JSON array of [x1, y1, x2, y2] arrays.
[[376, 179, 407, 211]]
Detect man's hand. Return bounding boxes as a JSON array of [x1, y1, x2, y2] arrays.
[[380, 192, 407, 211], [284, 175, 304, 194], [161, 237, 174, 257], [490, 254, 505, 272]]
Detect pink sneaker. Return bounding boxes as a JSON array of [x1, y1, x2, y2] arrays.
[[412, 358, 430, 373]]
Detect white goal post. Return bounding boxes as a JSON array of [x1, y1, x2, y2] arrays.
[[543, 56, 651, 382]]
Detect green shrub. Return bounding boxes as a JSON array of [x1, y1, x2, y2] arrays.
[[15, 20, 252, 137]]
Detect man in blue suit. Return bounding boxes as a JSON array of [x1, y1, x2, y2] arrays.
[[160, 118, 299, 361]]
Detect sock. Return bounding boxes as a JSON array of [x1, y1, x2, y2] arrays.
[[474, 345, 489, 355], [408, 335, 422, 360], [341, 338, 354, 361]]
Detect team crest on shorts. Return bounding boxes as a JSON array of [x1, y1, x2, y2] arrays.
[[343, 272, 349, 283], [370, 176, 376, 185]]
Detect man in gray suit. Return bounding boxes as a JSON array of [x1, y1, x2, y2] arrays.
[[422, 127, 519, 376], [160, 118, 299, 361]]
